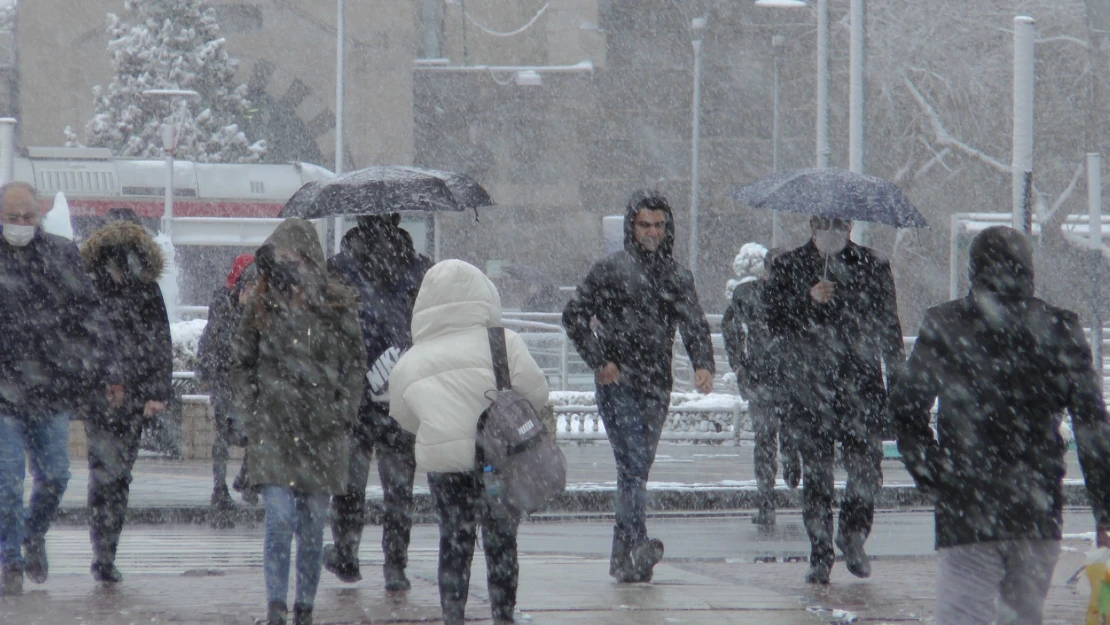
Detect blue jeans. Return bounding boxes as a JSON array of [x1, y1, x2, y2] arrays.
[[596, 383, 668, 548], [263, 486, 329, 608], [0, 412, 71, 568]]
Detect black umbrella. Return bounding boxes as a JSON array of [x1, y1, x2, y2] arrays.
[[732, 168, 927, 228], [280, 166, 494, 219]]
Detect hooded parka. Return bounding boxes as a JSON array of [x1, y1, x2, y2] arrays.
[[890, 226, 1110, 549], [562, 191, 715, 396], [230, 219, 366, 495], [389, 260, 550, 473], [80, 221, 173, 426]]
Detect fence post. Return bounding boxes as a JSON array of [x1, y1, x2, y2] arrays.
[[560, 332, 570, 391]]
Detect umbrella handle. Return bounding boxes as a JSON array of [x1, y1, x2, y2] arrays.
[[823, 254, 829, 281]]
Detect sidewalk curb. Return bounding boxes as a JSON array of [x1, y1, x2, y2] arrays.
[[54, 483, 1098, 526]]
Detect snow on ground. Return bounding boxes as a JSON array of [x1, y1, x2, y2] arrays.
[[171, 319, 207, 363]]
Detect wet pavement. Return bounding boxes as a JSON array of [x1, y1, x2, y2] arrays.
[[0, 510, 1099, 624]]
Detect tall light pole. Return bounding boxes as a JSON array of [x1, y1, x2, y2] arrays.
[[849, 0, 868, 246], [755, 0, 806, 248], [141, 89, 200, 239], [688, 16, 706, 277], [1012, 16, 1035, 236], [335, 0, 345, 175], [816, 0, 829, 169]]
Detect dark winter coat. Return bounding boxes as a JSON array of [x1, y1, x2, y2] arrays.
[[765, 240, 905, 431], [889, 226, 1110, 549], [80, 221, 173, 426], [231, 219, 366, 495], [0, 228, 119, 420], [327, 223, 431, 409], [198, 283, 248, 418], [722, 279, 778, 396], [562, 192, 715, 396]]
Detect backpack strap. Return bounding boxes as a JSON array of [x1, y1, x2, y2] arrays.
[[488, 327, 512, 391]]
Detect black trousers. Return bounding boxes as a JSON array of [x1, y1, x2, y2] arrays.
[[749, 388, 798, 507], [86, 413, 144, 564], [428, 471, 518, 625], [787, 376, 885, 569], [329, 408, 416, 572], [211, 405, 248, 492]]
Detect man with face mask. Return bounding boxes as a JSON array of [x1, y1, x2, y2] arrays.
[[765, 216, 905, 585], [563, 190, 715, 583], [0, 182, 122, 595]]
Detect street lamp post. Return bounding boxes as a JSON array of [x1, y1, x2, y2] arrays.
[[756, 0, 806, 248], [689, 17, 706, 277], [141, 89, 200, 240]]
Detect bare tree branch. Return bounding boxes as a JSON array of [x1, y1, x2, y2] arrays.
[[1036, 35, 1089, 47], [902, 73, 1011, 176]]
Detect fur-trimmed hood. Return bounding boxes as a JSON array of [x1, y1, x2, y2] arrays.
[[81, 221, 165, 284]]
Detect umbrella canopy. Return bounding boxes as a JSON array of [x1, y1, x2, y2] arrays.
[[280, 166, 494, 219], [732, 168, 927, 228]]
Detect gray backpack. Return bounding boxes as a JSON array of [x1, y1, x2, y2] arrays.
[[476, 327, 567, 517]]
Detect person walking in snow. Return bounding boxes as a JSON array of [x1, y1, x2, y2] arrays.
[[765, 216, 905, 584], [562, 190, 715, 583], [231, 219, 366, 625], [389, 259, 549, 625], [0, 181, 121, 595], [322, 214, 431, 591], [80, 219, 174, 583], [889, 226, 1110, 625], [722, 244, 800, 527], [198, 253, 259, 520]]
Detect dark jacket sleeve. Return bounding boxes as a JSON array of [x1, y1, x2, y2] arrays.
[[722, 288, 754, 393], [197, 290, 230, 385], [888, 309, 944, 494], [562, 262, 609, 372], [1061, 313, 1110, 528], [872, 257, 907, 384], [766, 256, 812, 337], [674, 268, 715, 374], [134, 283, 174, 403]]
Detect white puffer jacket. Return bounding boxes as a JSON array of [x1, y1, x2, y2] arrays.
[[390, 260, 550, 473]]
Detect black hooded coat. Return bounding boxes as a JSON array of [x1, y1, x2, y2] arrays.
[[889, 226, 1110, 548], [80, 221, 173, 426], [562, 191, 715, 396]]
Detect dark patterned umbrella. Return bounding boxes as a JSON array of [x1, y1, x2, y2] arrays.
[[732, 168, 927, 228], [280, 166, 494, 219]]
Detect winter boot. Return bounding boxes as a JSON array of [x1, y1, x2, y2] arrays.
[[23, 535, 48, 584], [322, 544, 362, 583], [383, 564, 410, 591], [629, 538, 665, 583], [782, 455, 802, 490], [1, 564, 22, 596], [835, 531, 871, 578], [266, 600, 287, 625], [292, 603, 313, 625], [608, 534, 633, 580], [752, 500, 776, 527], [442, 599, 466, 625], [91, 559, 123, 583], [210, 485, 236, 529], [805, 561, 831, 585]]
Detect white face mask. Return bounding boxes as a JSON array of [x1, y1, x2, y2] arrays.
[[3, 224, 36, 247], [814, 229, 849, 255]]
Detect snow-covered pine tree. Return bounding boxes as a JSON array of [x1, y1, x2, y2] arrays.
[[73, 0, 265, 163]]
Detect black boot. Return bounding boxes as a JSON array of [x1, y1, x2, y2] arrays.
[[805, 560, 831, 585], [2, 563, 22, 596], [266, 600, 287, 625], [23, 536, 48, 584], [384, 564, 410, 591], [322, 544, 362, 583], [835, 530, 871, 578], [91, 559, 123, 583], [629, 538, 664, 582], [608, 533, 632, 580], [752, 499, 776, 527], [292, 603, 312, 625]]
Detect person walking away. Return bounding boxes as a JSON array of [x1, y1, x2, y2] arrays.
[[390, 259, 549, 625], [722, 245, 800, 527], [889, 226, 1110, 625], [765, 216, 905, 584], [198, 253, 259, 521], [562, 190, 716, 583], [0, 181, 122, 595], [80, 219, 173, 582], [323, 214, 431, 590], [231, 219, 365, 625]]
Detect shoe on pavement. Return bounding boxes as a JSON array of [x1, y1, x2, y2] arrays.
[[835, 531, 871, 578], [384, 566, 410, 592], [211, 485, 236, 510], [91, 560, 123, 583], [322, 544, 362, 583], [266, 600, 287, 625], [805, 561, 831, 585], [2, 564, 22, 596], [752, 505, 776, 527], [292, 603, 312, 625], [23, 536, 48, 584], [628, 538, 664, 582], [783, 457, 802, 490]]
